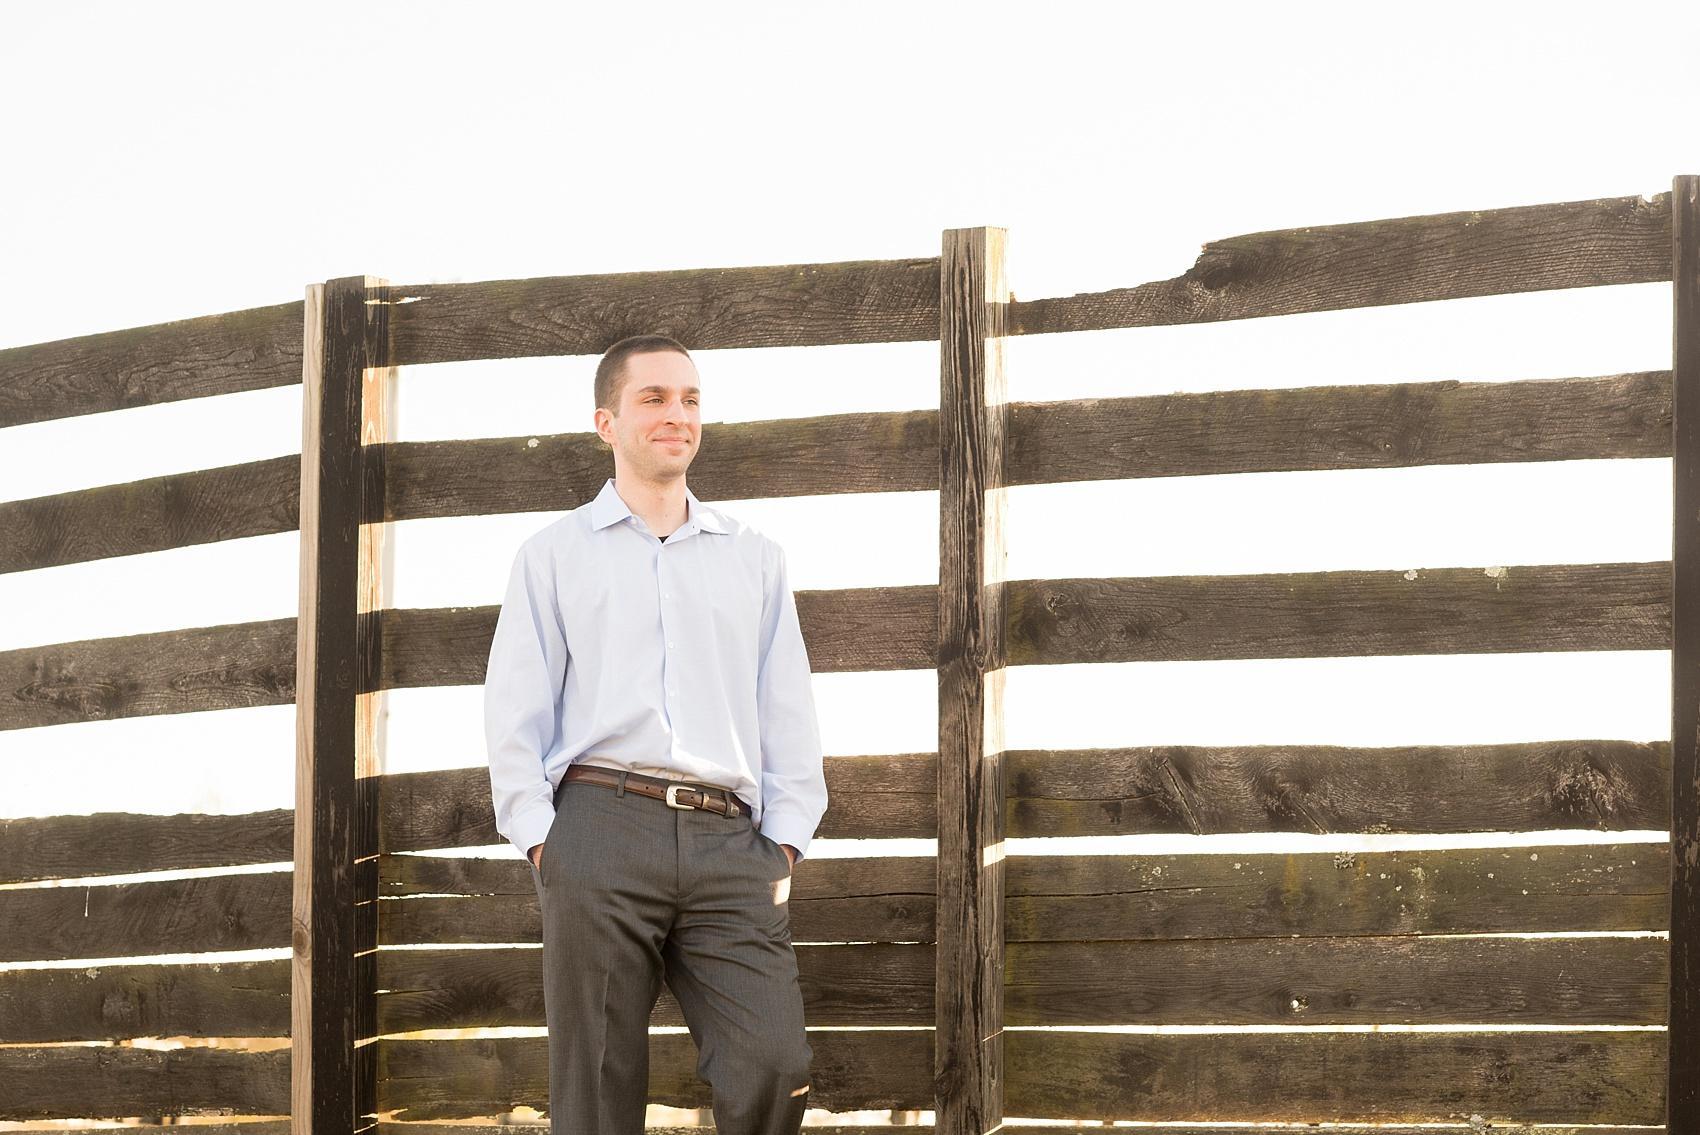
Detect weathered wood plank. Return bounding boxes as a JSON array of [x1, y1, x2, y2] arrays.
[[375, 1031, 935, 1119], [0, 958, 291, 1042], [0, 302, 303, 429], [1670, 170, 1700, 1131], [1002, 1029, 1665, 1124], [1007, 562, 1669, 665], [1007, 370, 1670, 485], [935, 225, 1009, 1135], [0, 943, 931, 1042], [0, 455, 300, 573], [1010, 192, 1673, 335], [0, 586, 931, 733], [0, 738, 1663, 884], [1005, 843, 1668, 942], [0, 864, 373, 963], [383, 258, 940, 366], [373, 942, 931, 1033], [293, 275, 388, 1135], [0, 617, 298, 731], [0, 1043, 291, 1120], [1006, 935, 1667, 1026], [4, 369, 1669, 571], [1007, 740, 1671, 837]]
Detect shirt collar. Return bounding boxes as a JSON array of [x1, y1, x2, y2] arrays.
[[589, 477, 728, 536]]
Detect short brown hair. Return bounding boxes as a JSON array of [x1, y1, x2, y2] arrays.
[[594, 334, 691, 416]]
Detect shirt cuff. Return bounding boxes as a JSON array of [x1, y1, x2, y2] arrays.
[[509, 800, 557, 861], [758, 813, 815, 863]]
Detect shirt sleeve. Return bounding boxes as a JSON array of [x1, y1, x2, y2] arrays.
[[484, 537, 569, 860], [754, 540, 828, 862]]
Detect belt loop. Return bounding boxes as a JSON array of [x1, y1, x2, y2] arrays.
[[616, 771, 628, 798]]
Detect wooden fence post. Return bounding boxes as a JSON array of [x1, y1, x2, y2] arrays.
[[936, 227, 1008, 1134], [1673, 176, 1700, 1131], [294, 275, 392, 1135]]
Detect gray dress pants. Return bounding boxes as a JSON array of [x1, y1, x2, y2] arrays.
[[531, 773, 812, 1134]]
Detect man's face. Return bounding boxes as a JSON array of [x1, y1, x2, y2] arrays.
[[595, 349, 702, 481]]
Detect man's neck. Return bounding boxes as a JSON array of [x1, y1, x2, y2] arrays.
[[613, 473, 688, 537]]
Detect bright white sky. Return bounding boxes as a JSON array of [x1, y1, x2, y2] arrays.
[[1, 1, 1693, 861]]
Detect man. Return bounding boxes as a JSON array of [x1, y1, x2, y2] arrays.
[[484, 333, 827, 1135]]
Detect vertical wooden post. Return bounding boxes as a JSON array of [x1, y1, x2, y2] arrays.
[[1672, 176, 1700, 1131], [294, 275, 392, 1135], [936, 228, 1008, 1135]]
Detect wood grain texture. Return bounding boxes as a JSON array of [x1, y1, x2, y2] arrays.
[[375, 1031, 935, 1119], [1002, 1029, 1665, 1124], [1670, 171, 1700, 1130], [1010, 192, 1673, 335], [0, 301, 303, 429], [1007, 561, 1669, 665], [0, 806, 295, 884], [373, 942, 932, 1033], [0, 586, 929, 733], [0, 1044, 291, 1121], [935, 226, 1009, 1133], [1007, 370, 1670, 485], [1006, 740, 1671, 837], [293, 275, 387, 1135], [0, 957, 291, 1043], [4, 369, 1664, 571], [382, 258, 940, 366], [1005, 843, 1668, 942], [1005, 935, 1667, 1026]]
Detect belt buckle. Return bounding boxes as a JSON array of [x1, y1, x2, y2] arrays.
[[664, 783, 698, 811]]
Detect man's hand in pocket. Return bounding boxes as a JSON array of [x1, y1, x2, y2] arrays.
[[528, 843, 543, 870]]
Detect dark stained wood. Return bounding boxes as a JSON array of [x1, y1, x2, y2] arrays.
[[1007, 370, 1671, 485], [1010, 192, 1673, 335], [0, 586, 928, 734], [382, 258, 940, 366], [0, 617, 298, 731], [1007, 561, 1669, 665], [375, 1031, 935, 1119], [0, 958, 291, 1042], [294, 275, 388, 1135], [374, 943, 931, 1033], [0, 1044, 291, 1121], [0, 455, 300, 573], [1006, 935, 1667, 1026], [1002, 1029, 1665, 1124], [935, 226, 1009, 1134], [0, 302, 303, 429], [1, 842, 1661, 963], [0, 942, 931, 1043], [0, 735, 1665, 885], [1007, 740, 1671, 837], [381, 409, 937, 522], [1672, 171, 1700, 1131], [4, 369, 1668, 571], [378, 853, 938, 947], [0, 806, 294, 884], [1006, 843, 1668, 942]]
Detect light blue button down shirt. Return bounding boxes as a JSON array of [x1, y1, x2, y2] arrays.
[[484, 477, 828, 864]]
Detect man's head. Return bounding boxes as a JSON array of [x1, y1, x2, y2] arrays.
[[592, 334, 701, 484]]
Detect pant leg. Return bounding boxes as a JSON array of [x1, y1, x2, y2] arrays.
[[535, 780, 675, 1135], [663, 812, 812, 1135]]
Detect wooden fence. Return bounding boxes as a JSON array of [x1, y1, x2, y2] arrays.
[[2, 177, 1696, 1133]]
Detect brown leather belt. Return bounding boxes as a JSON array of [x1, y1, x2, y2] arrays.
[[560, 763, 751, 818]]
